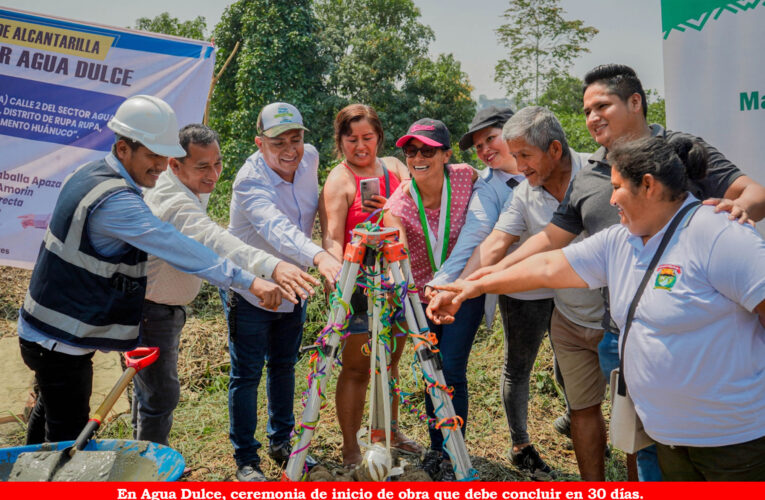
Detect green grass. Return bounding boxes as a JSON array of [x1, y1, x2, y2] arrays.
[[0, 266, 627, 482]]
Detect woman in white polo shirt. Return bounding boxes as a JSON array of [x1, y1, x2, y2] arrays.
[[437, 135, 765, 481]]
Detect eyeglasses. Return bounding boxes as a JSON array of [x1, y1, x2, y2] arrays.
[[402, 144, 440, 158]]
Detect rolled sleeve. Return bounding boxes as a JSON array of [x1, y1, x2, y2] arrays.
[[551, 182, 585, 235]]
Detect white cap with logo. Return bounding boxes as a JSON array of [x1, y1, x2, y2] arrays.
[[257, 102, 309, 138]]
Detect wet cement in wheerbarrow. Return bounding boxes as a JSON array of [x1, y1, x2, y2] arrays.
[[4, 441, 161, 481]]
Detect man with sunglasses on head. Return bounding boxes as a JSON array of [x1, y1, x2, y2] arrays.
[[221, 102, 342, 481]]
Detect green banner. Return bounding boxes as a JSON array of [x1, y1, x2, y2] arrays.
[[661, 0, 763, 38]]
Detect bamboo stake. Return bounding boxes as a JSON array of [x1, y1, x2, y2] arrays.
[[203, 41, 240, 125]]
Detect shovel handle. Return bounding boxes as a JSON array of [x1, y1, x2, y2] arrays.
[[71, 347, 160, 452], [124, 346, 160, 371]]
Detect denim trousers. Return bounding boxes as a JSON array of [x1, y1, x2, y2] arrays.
[[424, 295, 485, 453], [19, 338, 94, 444], [498, 295, 554, 446], [131, 300, 186, 445], [220, 289, 304, 467], [598, 330, 662, 482]]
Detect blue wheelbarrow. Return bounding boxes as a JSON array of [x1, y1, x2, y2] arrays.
[[0, 347, 184, 481], [0, 438, 185, 481]]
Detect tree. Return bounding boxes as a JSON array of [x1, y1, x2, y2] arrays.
[[537, 74, 583, 115], [137, 0, 476, 190], [495, 0, 598, 105], [209, 0, 328, 171], [134, 12, 207, 40], [314, 0, 475, 160], [402, 54, 476, 163]]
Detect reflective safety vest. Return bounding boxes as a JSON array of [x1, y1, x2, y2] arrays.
[[21, 159, 148, 351]]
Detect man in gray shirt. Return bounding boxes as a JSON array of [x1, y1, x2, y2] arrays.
[[448, 64, 765, 481], [428, 107, 596, 480]]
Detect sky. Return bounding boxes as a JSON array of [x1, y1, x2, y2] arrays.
[[0, 0, 666, 98]]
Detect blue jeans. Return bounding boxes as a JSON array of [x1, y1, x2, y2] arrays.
[[598, 331, 662, 482], [424, 295, 485, 453], [132, 301, 185, 445], [220, 290, 305, 467]]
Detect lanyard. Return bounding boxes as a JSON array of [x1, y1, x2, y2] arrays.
[[409, 168, 451, 273]]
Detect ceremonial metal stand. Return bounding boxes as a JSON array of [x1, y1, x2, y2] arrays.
[[283, 227, 476, 481]]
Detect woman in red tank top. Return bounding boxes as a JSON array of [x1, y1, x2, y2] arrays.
[[318, 104, 419, 467]]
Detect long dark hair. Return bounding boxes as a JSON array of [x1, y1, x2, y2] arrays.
[[607, 135, 708, 201]]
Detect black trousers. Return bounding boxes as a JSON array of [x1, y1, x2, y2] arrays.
[[656, 434, 765, 481], [19, 338, 94, 444]]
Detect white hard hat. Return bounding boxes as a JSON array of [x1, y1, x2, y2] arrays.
[[107, 95, 185, 157]]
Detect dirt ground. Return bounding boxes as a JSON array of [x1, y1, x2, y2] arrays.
[[0, 267, 128, 443]]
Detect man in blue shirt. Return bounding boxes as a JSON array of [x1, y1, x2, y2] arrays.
[[222, 102, 342, 482], [18, 95, 289, 446]]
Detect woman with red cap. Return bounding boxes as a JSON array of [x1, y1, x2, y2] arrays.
[[383, 118, 480, 480]]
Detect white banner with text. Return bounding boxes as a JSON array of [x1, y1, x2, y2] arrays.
[[0, 7, 214, 268]]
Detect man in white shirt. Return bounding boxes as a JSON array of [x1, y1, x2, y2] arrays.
[[223, 103, 342, 481], [135, 124, 318, 447]]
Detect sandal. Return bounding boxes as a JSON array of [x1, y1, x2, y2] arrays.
[[370, 428, 424, 455]]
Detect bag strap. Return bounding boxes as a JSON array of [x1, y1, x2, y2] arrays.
[[616, 200, 701, 396]]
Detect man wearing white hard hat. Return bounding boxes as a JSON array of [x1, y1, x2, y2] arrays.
[[222, 102, 341, 481], [18, 95, 292, 445]]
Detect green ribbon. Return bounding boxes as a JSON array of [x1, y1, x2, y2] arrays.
[[410, 168, 451, 274]]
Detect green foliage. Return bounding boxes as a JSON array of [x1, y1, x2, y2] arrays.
[[402, 54, 477, 164], [134, 12, 207, 40], [646, 89, 667, 127], [210, 0, 328, 179], [495, 0, 598, 104], [557, 111, 598, 153], [138, 1, 477, 202], [537, 74, 584, 115], [314, 0, 475, 167]]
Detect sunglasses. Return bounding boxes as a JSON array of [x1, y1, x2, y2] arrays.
[[402, 144, 440, 158]]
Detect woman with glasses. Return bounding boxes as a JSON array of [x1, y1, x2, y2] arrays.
[[318, 104, 416, 468], [383, 118, 480, 480]]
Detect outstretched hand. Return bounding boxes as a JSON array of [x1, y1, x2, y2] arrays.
[[425, 290, 460, 325], [315, 251, 342, 291], [249, 278, 296, 310], [433, 279, 484, 308], [272, 261, 320, 301]]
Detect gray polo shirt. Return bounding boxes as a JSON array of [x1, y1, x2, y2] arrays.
[[550, 124, 745, 330], [494, 149, 603, 328]]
